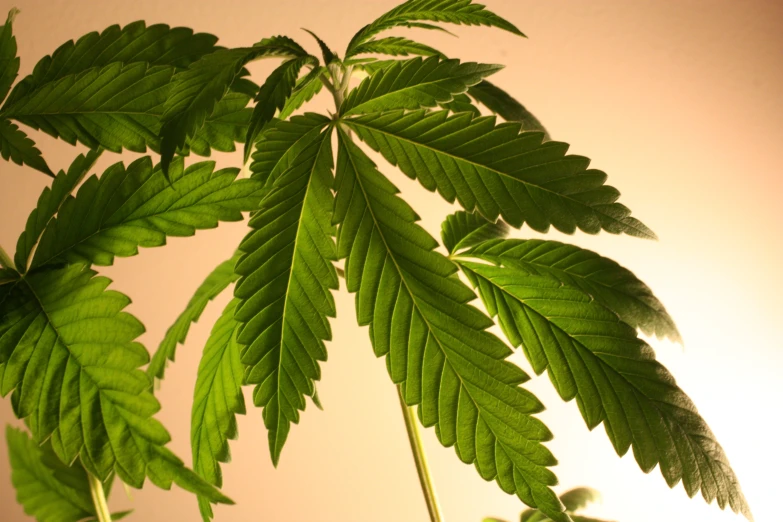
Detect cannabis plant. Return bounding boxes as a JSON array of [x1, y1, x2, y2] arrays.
[[0, 1, 751, 521]]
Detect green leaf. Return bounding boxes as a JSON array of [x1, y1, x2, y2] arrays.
[[464, 239, 680, 342], [456, 261, 750, 519], [341, 56, 502, 115], [7, 426, 95, 522], [148, 253, 240, 382], [441, 210, 507, 255], [278, 67, 324, 120], [0, 8, 20, 103], [0, 265, 232, 503], [158, 40, 304, 174], [191, 298, 246, 522], [28, 156, 262, 270], [303, 29, 337, 64], [439, 92, 482, 115], [469, 80, 549, 139], [346, 109, 655, 239], [14, 150, 101, 273], [4, 20, 218, 110], [249, 113, 331, 188], [347, 0, 524, 55], [559, 487, 600, 512], [234, 124, 337, 465], [0, 118, 53, 176], [244, 55, 319, 162], [332, 129, 568, 522], [346, 36, 443, 59]]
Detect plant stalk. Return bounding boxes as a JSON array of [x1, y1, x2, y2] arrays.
[[88, 473, 112, 522], [0, 244, 14, 270], [397, 387, 444, 522]]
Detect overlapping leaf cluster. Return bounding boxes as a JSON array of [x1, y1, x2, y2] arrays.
[[1, 2, 751, 522]]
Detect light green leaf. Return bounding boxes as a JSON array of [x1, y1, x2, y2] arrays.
[[191, 298, 246, 522], [347, 0, 524, 54], [0, 8, 20, 103], [0, 265, 232, 503], [346, 109, 655, 239], [559, 487, 600, 512], [7, 426, 95, 522], [346, 36, 443, 59], [28, 156, 262, 270], [341, 56, 501, 115], [148, 253, 240, 382], [244, 55, 319, 162], [441, 210, 507, 255], [14, 150, 101, 272], [234, 124, 337, 465], [249, 113, 331, 188], [465, 239, 680, 342], [439, 92, 482, 115], [457, 261, 750, 519], [0, 118, 52, 176], [469, 80, 549, 139], [332, 129, 568, 522]]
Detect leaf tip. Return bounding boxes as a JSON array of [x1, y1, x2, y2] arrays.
[[6, 7, 19, 24]]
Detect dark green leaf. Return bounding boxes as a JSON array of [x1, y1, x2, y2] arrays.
[[0, 118, 52, 176], [0, 265, 232, 503], [252, 35, 308, 57], [235, 124, 337, 465], [0, 8, 20, 103], [465, 239, 680, 342], [346, 109, 655, 238], [441, 210, 507, 255], [278, 67, 324, 120], [14, 150, 101, 272], [439, 92, 481, 115], [244, 55, 319, 162], [469, 80, 549, 139], [347, 0, 524, 55], [457, 261, 750, 519], [341, 56, 501, 115], [332, 129, 568, 522], [7, 426, 95, 522], [303, 29, 337, 64], [28, 156, 263, 270], [192, 298, 246, 522], [148, 253, 240, 382]]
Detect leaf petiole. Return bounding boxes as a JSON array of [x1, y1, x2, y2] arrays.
[[88, 473, 113, 522]]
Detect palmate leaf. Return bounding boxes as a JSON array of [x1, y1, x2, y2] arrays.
[[7, 426, 95, 522], [341, 56, 502, 115], [456, 260, 750, 519], [0, 8, 20, 103], [26, 156, 263, 270], [148, 253, 240, 382], [14, 150, 102, 272], [234, 123, 337, 465], [159, 36, 311, 172], [469, 80, 549, 139], [191, 298, 245, 522], [332, 129, 568, 522], [346, 36, 443, 58], [465, 239, 680, 342], [243, 55, 319, 162], [0, 118, 52, 176], [347, 0, 525, 55], [249, 113, 331, 188], [0, 265, 231, 503], [441, 210, 508, 255], [346, 109, 655, 238]]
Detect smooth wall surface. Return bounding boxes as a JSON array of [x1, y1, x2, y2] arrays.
[[1, 1, 781, 521]]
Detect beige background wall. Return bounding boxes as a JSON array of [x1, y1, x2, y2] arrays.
[[1, 1, 781, 521]]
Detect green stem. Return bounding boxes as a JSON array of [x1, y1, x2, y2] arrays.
[[397, 387, 444, 522], [88, 473, 112, 522], [0, 244, 14, 270]]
